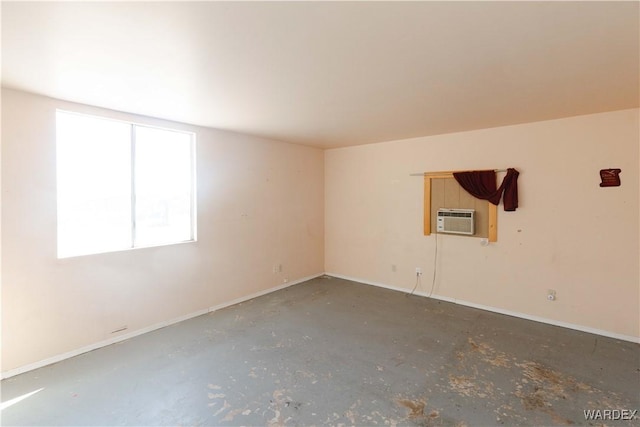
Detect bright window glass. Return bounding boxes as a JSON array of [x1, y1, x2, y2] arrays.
[[134, 126, 194, 247], [56, 111, 195, 258]]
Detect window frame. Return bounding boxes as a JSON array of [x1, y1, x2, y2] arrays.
[[56, 110, 197, 258]]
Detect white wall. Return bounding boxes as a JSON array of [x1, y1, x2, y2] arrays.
[[325, 109, 639, 340], [1, 88, 325, 373], [3, 87, 638, 376]]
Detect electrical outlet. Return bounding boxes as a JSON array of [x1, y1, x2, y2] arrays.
[[415, 267, 422, 276]]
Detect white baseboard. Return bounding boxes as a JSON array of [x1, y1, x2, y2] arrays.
[[6, 271, 633, 380], [1, 273, 324, 380], [326, 272, 640, 344], [207, 273, 323, 313]]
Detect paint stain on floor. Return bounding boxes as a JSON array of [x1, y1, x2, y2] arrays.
[[396, 398, 426, 418], [394, 397, 446, 427], [467, 337, 511, 368], [441, 336, 638, 425]]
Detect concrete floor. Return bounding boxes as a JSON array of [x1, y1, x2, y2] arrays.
[[1, 276, 638, 426]]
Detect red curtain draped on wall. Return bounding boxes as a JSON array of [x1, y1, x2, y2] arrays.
[[453, 168, 519, 211]]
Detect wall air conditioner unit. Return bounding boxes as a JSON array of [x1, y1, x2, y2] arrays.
[[437, 209, 475, 235]]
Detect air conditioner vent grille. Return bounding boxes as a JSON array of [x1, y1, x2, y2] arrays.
[[437, 209, 475, 235], [438, 211, 473, 218]]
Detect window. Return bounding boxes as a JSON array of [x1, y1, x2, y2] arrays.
[[56, 111, 196, 258]]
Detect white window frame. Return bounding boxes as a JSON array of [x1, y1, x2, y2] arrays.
[[56, 110, 197, 258]]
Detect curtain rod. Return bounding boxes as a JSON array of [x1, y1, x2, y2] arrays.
[[410, 169, 508, 177]]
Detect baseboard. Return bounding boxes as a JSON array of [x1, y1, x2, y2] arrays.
[[1, 273, 324, 380], [207, 273, 322, 313], [326, 273, 640, 344]]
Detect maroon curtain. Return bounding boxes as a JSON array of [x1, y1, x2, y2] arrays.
[[453, 168, 519, 211], [499, 168, 519, 211]]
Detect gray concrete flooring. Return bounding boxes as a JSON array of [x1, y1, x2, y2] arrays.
[[1, 276, 639, 426]]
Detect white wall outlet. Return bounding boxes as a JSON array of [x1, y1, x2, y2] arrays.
[[415, 267, 422, 275], [547, 289, 556, 301]]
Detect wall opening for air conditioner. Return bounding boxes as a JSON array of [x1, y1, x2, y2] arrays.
[[425, 176, 495, 240]]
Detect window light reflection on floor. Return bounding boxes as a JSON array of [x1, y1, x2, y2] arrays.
[[0, 388, 44, 411]]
